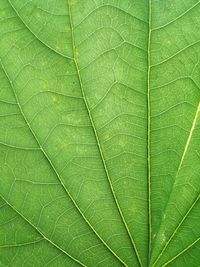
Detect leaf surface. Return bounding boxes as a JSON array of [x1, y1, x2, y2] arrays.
[[0, 1, 199, 266]]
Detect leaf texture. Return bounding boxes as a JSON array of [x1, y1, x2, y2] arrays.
[[0, 1, 199, 266]]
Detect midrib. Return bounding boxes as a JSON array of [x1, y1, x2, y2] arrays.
[[67, 0, 143, 266], [147, 0, 152, 263]]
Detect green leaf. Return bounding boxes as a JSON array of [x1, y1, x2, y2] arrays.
[[0, 0, 199, 266]]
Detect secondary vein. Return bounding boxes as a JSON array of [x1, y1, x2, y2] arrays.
[[8, 0, 73, 60], [178, 102, 200, 170]]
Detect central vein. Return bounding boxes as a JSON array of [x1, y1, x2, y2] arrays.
[[67, 1, 143, 266], [147, 0, 152, 262]]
